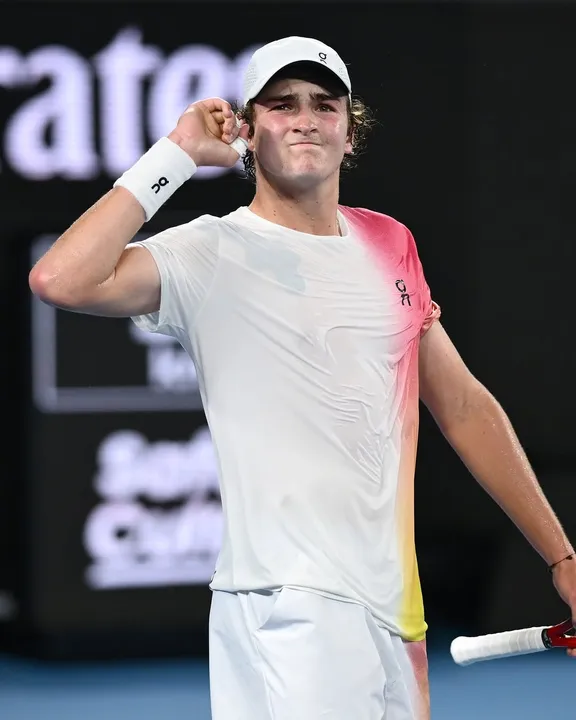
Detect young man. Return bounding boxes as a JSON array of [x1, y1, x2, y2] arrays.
[[29, 36, 576, 720]]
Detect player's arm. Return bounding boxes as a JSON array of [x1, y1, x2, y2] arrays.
[[29, 189, 157, 317], [418, 320, 574, 568], [29, 98, 247, 318]]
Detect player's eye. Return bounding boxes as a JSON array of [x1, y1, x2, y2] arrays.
[[272, 103, 291, 111], [318, 104, 335, 112]]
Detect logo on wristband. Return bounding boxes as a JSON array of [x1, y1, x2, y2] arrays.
[[151, 177, 169, 194]]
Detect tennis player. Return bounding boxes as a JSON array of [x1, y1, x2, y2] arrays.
[[29, 37, 576, 719]]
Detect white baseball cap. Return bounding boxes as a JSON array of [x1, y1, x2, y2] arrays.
[[242, 36, 352, 105]]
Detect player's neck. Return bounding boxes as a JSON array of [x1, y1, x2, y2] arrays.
[[249, 177, 341, 237]]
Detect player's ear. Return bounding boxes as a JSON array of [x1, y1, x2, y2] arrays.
[[243, 126, 255, 153], [344, 127, 354, 155], [238, 121, 251, 143], [235, 108, 255, 152], [345, 110, 354, 155], [235, 121, 254, 153]]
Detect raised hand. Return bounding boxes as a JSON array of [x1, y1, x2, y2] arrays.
[[167, 97, 250, 168]]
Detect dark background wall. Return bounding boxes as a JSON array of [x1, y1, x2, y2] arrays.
[[0, 1, 574, 657]]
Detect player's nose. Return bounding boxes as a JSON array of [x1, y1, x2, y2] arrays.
[[292, 107, 317, 133]]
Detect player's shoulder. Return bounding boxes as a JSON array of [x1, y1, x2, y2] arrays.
[[183, 208, 254, 235], [142, 209, 260, 260], [180, 213, 227, 234], [339, 205, 415, 250], [142, 213, 230, 245], [340, 205, 402, 225]]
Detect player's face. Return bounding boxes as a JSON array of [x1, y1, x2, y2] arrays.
[[249, 77, 352, 190]]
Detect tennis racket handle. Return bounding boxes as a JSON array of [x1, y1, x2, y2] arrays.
[[450, 626, 548, 665]]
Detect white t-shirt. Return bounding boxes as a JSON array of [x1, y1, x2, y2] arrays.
[[131, 205, 440, 641]]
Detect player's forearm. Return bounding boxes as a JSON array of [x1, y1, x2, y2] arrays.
[[441, 386, 573, 566], [29, 187, 145, 306]]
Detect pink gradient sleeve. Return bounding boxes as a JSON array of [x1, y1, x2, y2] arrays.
[[404, 226, 441, 336], [339, 206, 441, 336]]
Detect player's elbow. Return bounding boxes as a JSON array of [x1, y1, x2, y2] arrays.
[[29, 265, 92, 311], [29, 265, 58, 303]]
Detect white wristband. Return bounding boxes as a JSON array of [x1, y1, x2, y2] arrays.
[[113, 137, 197, 221]]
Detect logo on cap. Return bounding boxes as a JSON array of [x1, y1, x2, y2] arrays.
[[318, 52, 327, 64]]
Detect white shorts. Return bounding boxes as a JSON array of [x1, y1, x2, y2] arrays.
[[209, 586, 429, 720]]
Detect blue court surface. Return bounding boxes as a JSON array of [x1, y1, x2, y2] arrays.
[[0, 638, 572, 719]]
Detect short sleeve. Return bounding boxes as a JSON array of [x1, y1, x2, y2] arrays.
[[421, 299, 441, 335], [420, 278, 441, 336], [403, 225, 441, 336], [130, 218, 219, 338]]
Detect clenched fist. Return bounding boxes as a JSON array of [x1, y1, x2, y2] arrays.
[[167, 97, 250, 168]]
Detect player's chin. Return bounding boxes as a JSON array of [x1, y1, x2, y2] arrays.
[[289, 171, 331, 190], [288, 160, 337, 183]]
